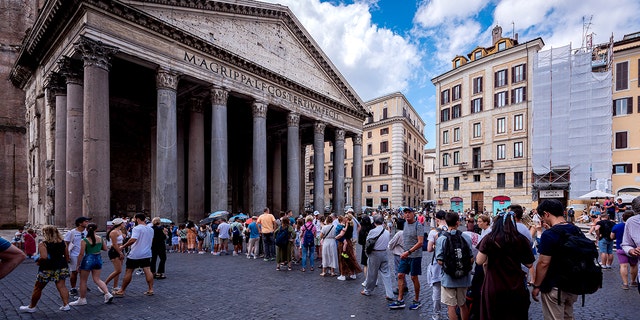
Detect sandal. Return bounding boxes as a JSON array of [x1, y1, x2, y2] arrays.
[[310, 267, 314, 271], [301, 268, 306, 272], [319, 272, 326, 277], [143, 291, 154, 296], [112, 291, 125, 298]]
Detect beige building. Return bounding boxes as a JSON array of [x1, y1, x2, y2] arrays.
[[431, 26, 543, 214], [611, 32, 640, 196], [423, 148, 436, 202], [305, 92, 427, 212]]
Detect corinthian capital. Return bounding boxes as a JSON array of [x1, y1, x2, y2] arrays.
[[74, 36, 119, 71], [190, 97, 204, 113], [57, 57, 83, 85], [156, 68, 179, 90], [252, 101, 268, 118], [335, 128, 345, 141], [210, 86, 229, 105], [352, 134, 363, 146], [314, 122, 326, 134], [287, 112, 300, 127]]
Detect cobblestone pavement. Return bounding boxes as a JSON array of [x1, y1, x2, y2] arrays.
[[1, 233, 638, 319]]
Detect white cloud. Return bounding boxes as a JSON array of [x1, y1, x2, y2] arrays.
[[261, 0, 421, 101], [414, 0, 489, 28]]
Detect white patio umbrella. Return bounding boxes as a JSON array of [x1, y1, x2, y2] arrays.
[[616, 194, 638, 203], [578, 190, 615, 199]]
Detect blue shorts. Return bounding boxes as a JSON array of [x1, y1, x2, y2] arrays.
[[598, 239, 614, 254], [397, 257, 422, 276], [79, 254, 103, 270]]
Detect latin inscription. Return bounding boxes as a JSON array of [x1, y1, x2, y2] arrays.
[[184, 52, 339, 120]]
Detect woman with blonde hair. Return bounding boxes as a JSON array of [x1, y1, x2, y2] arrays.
[[104, 218, 125, 291], [20, 225, 71, 313]]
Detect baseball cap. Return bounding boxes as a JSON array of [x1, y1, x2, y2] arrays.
[[111, 218, 124, 226], [346, 207, 354, 213], [313, 211, 320, 216], [75, 216, 92, 226]]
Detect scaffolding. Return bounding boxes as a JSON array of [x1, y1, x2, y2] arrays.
[[532, 44, 612, 200]]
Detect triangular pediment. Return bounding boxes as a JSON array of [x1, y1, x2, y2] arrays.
[[126, 0, 365, 116]]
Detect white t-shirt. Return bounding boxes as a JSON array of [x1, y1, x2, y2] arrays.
[[64, 228, 86, 257], [217, 222, 231, 239], [128, 224, 153, 260]]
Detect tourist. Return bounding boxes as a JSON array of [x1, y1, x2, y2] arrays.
[[389, 207, 424, 310], [150, 218, 167, 279], [257, 208, 277, 261], [246, 216, 260, 259], [113, 213, 154, 297], [361, 215, 393, 300], [622, 196, 640, 294], [425, 210, 447, 320], [612, 210, 638, 290], [104, 218, 125, 292], [64, 216, 90, 296], [320, 215, 338, 276], [275, 217, 294, 271], [69, 223, 113, 306], [300, 215, 317, 272], [335, 214, 362, 281]]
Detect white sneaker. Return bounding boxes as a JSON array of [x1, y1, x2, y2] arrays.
[[350, 274, 357, 279], [59, 305, 70, 311], [69, 298, 87, 306], [337, 275, 346, 281], [104, 293, 114, 304], [19, 306, 37, 313], [233, 252, 238, 256]]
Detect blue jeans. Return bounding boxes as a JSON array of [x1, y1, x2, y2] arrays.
[[79, 254, 103, 270], [301, 245, 315, 269], [263, 233, 275, 259]]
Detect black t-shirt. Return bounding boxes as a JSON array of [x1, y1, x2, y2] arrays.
[[596, 220, 615, 241]]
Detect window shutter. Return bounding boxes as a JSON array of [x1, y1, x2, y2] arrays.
[[494, 72, 498, 88], [613, 100, 617, 116], [505, 91, 509, 106], [523, 87, 527, 101], [510, 89, 515, 104], [629, 97, 634, 114], [479, 77, 483, 92], [627, 164, 633, 173], [494, 93, 498, 108], [637, 163, 640, 173], [523, 64, 527, 81], [480, 98, 483, 111], [511, 66, 515, 83]]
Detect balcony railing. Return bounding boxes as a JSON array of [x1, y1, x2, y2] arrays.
[[458, 160, 493, 175]]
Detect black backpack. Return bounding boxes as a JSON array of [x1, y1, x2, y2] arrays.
[[275, 227, 289, 248], [441, 231, 473, 279], [549, 226, 602, 305]]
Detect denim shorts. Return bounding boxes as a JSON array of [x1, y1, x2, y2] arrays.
[[598, 239, 614, 254], [79, 254, 103, 270], [397, 257, 422, 276]]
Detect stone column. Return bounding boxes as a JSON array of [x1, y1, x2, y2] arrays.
[[313, 122, 325, 214], [187, 97, 205, 222], [210, 86, 229, 211], [152, 68, 179, 223], [272, 135, 283, 214], [352, 134, 363, 215], [333, 129, 345, 215], [76, 37, 118, 228], [286, 113, 300, 213], [59, 58, 83, 227], [48, 73, 67, 227], [252, 101, 268, 215]]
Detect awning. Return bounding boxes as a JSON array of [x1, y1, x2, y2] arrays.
[[451, 197, 463, 202], [492, 196, 511, 201]]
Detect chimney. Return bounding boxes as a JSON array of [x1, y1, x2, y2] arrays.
[[492, 25, 503, 45], [515, 33, 519, 42]]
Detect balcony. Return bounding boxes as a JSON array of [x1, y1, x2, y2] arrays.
[[458, 160, 493, 176]]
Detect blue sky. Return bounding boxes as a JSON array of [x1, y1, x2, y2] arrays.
[[263, 0, 640, 147]]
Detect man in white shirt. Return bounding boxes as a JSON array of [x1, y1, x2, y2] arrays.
[[64, 216, 90, 296], [114, 213, 154, 297]]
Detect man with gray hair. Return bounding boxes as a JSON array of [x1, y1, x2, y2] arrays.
[[360, 215, 394, 301], [621, 196, 640, 294]]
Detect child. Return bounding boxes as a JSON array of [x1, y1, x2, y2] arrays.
[[12, 227, 24, 250], [24, 229, 37, 258], [335, 216, 348, 258]]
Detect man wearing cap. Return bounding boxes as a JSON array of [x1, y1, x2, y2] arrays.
[[389, 207, 424, 310], [64, 217, 91, 296], [361, 215, 393, 300]]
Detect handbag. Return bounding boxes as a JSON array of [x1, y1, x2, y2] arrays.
[[365, 228, 385, 255]]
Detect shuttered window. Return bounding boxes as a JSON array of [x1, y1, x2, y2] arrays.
[[616, 61, 629, 91]]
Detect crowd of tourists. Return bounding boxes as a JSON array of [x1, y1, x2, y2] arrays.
[[2, 195, 640, 319]]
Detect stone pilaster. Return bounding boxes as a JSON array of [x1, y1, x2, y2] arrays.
[[188, 97, 205, 222], [252, 101, 268, 215], [75, 36, 118, 228], [287, 112, 300, 213], [352, 134, 363, 215], [210, 86, 229, 211], [333, 128, 345, 215], [313, 122, 325, 214], [47, 73, 67, 227]]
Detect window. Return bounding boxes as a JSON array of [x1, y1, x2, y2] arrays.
[[473, 122, 481, 138], [454, 177, 460, 190], [455, 59, 461, 68], [404, 142, 407, 154], [615, 132, 628, 149], [497, 144, 506, 160], [498, 42, 506, 51], [514, 142, 523, 158], [367, 144, 372, 155], [382, 107, 388, 119], [441, 89, 450, 105], [308, 170, 314, 182], [514, 171, 523, 188], [442, 178, 449, 191], [472, 147, 481, 168], [471, 98, 483, 113], [367, 185, 371, 193], [380, 184, 389, 192], [365, 163, 373, 176], [367, 131, 372, 138], [442, 153, 450, 167], [474, 51, 482, 60], [328, 168, 333, 180], [453, 151, 460, 165], [512, 64, 526, 83], [452, 84, 461, 101], [380, 128, 389, 135], [473, 77, 483, 94], [442, 130, 449, 144], [514, 114, 524, 131], [496, 117, 506, 134], [380, 162, 389, 175], [613, 164, 632, 174], [495, 91, 509, 108], [495, 69, 508, 87], [473, 174, 480, 182], [453, 127, 461, 142], [441, 108, 450, 122], [616, 61, 629, 91], [497, 173, 506, 188], [451, 104, 461, 119], [511, 87, 526, 104], [380, 141, 388, 153], [613, 98, 633, 116], [309, 155, 314, 165], [310, 188, 313, 195]]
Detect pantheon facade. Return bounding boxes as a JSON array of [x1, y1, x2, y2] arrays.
[[9, 0, 368, 229]]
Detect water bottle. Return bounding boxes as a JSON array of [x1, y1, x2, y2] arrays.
[[135, 268, 143, 275]]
